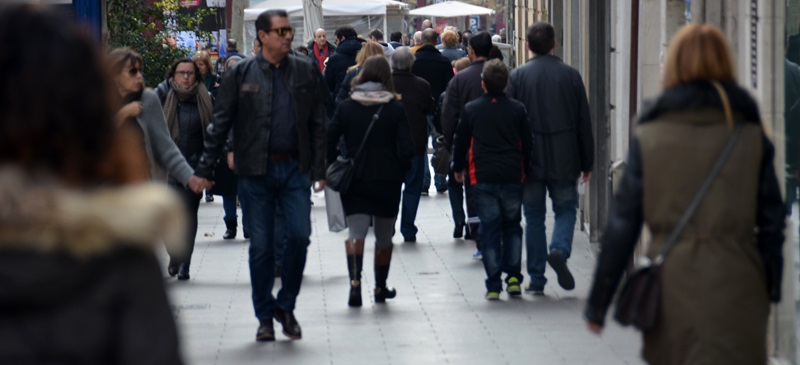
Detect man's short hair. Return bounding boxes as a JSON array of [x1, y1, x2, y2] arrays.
[[391, 47, 415, 71], [421, 29, 438, 46], [481, 59, 508, 94], [227, 38, 237, 51], [390, 31, 402, 42], [368, 29, 384, 41], [413, 31, 422, 43], [255, 9, 288, 35], [527, 22, 555, 55], [335, 26, 357, 40], [469, 31, 492, 58]]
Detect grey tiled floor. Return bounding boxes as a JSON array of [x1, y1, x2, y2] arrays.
[[162, 189, 644, 365]]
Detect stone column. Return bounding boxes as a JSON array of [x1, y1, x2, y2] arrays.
[[230, 0, 249, 53]]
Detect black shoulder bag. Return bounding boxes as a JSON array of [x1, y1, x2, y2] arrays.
[[613, 82, 742, 331], [326, 105, 384, 193]]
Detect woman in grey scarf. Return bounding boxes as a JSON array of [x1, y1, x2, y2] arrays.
[[155, 58, 214, 280]]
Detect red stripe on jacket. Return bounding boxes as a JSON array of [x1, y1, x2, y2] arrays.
[[468, 137, 478, 185]]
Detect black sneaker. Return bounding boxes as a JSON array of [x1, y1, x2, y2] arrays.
[[524, 284, 545, 295], [546, 251, 575, 290]]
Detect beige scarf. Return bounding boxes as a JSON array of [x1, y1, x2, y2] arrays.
[[163, 79, 213, 141]]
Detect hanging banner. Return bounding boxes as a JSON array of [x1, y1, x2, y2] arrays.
[[180, 0, 201, 7], [207, 0, 226, 7], [469, 16, 479, 33]]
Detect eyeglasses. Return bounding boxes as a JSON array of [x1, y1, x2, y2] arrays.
[[176, 71, 195, 78], [269, 26, 294, 37]]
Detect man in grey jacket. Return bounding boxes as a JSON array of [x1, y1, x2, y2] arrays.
[[194, 9, 327, 343], [507, 22, 594, 295]]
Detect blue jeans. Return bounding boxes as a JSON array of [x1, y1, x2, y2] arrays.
[[238, 160, 311, 320], [223, 195, 237, 221], [523, 180, 578, 289], [401, 154, 426, 238], [473, 184, 523, 292]]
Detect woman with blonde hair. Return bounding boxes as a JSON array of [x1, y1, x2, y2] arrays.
[[584, 23, 784, 365], [194, 50, 220, 98], [440, 30, 466, 62], [335, 42, 386, 103]]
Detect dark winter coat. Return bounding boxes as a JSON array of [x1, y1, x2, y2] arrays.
[[326, 83, 414, 217], [392, 70, 434, 156], [585, 81, 785, 365], [325, 37, 361, 99], [507, 55, 594, 181], [0, 171, 185, 365], [411, 45, 454, 105], [195, 52, 327, 180], [306, 39, 336, 73], [441, 60, 486, 150], [336, 67, 360, 104], [452, 93, 533, 185]]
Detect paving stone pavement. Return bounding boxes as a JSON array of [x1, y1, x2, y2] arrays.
[[161, 190, 645, 365]]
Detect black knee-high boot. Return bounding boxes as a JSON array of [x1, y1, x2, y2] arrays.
[[374, 245, 397, 303], [345, 239, 365, 307]]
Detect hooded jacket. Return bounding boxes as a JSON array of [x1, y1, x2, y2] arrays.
[[0, 168, 185, 365], [325, 37, 362, 99]]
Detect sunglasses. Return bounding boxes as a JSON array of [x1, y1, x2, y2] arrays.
[[269, 26, 294, 37]]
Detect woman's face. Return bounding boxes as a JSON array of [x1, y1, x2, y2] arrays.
[[116, 60, 143, 96], [174, 62, 197, 90], [196, 60, 208, 76]]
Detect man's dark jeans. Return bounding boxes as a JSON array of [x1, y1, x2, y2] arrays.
[[238, 160, 311, 321], [401, 154, 426, 239], [473, 183, 523, 293], [523, 180, 578, 290]]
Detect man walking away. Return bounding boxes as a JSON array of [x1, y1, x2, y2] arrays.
[[441, 31, 492, 247], [392, 47, 434, 243], [452, 59, 533, 301], [325, 26, 361, 100], [389, 31, 403, 49], [227, 39, 246, 60], [412, 28, 453, 196], [507, 22, 593, 295], [194, 9, 327, 342]]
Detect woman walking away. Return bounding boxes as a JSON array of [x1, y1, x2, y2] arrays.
[[327, 56, 414, 307], [335, 42, 386, 103], [584, 24, 784, 365], [0, 5, 185, 364], [156, 58, 214, 280]]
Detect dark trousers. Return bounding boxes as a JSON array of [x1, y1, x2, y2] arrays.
[[169, 184, 201, 266]]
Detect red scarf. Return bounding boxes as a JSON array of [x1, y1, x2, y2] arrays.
[[313, 43, 328, 73]]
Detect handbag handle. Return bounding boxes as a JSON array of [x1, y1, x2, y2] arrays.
[[652, 81, 742, 265], [349, 104, 384, 164]]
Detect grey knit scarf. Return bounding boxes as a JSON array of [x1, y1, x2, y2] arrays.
[[163, 79, 213, 141]]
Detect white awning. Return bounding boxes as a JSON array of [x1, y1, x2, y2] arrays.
[[409, 1, 494, 17], [244, 0, 407, 21]]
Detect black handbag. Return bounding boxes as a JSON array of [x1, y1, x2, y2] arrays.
[[614, 82, 741, 331], [430, 135, 451, 175], [326, 105, 384, 193]]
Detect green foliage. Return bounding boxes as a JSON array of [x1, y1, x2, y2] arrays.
[[107, 0, 215, 87]]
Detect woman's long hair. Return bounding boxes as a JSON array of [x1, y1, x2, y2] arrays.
[[348, 42, 385, 72], [0, 5, 147, 185], [352, 55, 395, 92], [662, 24, 736, 89]]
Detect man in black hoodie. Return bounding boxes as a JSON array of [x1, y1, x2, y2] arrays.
[[452, 59, 533, 301], [325, 26, 362, 99]]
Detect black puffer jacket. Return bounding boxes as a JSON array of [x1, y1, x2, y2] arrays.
[[195, 53, 326, 180], [325, 37, 361, 99], [507, 55, 594, 181]]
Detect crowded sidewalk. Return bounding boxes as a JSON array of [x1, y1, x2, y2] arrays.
[[162, 190, 644, 365]]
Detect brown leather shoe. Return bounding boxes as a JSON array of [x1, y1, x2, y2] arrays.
[[274, 308, 302, 340], [256, 320, 275, 342]]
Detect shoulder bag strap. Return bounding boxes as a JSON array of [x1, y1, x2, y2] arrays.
[[350, 104, 384, 162], [653, 81, 742, 265]]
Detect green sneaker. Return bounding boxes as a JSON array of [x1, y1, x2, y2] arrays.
[[506, 277, 522, 296], [485, 291, 500, 301]]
